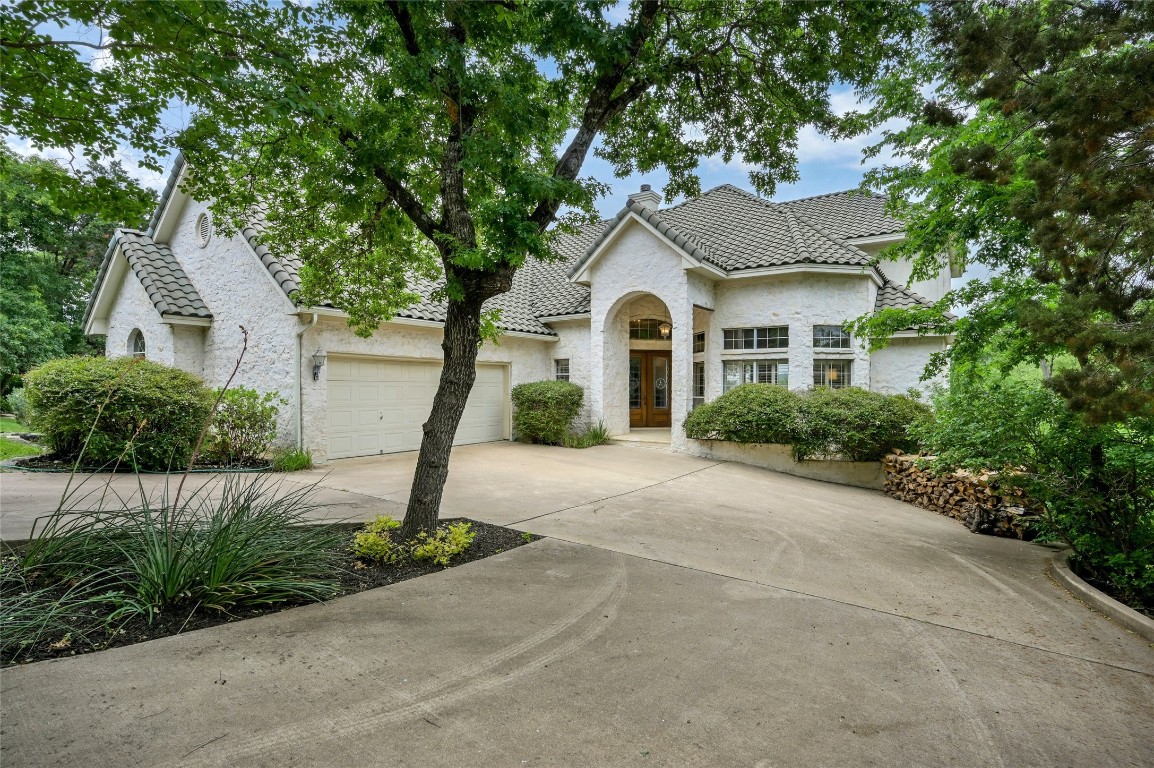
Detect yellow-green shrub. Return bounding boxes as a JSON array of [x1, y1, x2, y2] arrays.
[[350, 516, 404, 564], [411, 521, 476, 566]]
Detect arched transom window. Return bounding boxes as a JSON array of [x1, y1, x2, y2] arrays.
[[629, 318, 671, 340], [128, 329, 146, 358]]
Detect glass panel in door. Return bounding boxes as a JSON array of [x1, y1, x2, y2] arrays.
[[652, 356, 669, 409], [629, 356, 642, 409]]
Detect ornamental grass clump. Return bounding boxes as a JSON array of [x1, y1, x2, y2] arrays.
[[20, 475, 343, 618]]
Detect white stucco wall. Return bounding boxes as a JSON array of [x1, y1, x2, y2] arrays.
[[164, 198, 303, 444], [859, 243, 951, 303], [105, 267, 176, 365], [547, 318, 593, 426], [710, 273, 875, 394], [300, 316, 556, 462], [869, 337, 949, 397], [587, 220, 695, 449]]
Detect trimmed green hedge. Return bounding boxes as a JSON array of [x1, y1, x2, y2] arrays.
[[512, 380, 583, 445], [684, 384, 928, 462], [24, 356, 213, 469], [684, 383, 799, 444]]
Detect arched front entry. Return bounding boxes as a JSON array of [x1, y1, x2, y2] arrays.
[[598, 291, 681, 434]]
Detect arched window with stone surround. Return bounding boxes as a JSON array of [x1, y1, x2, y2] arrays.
[[128, 329, 146, 358]]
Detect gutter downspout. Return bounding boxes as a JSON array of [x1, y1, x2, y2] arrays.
[[295, 313, 319, 450]]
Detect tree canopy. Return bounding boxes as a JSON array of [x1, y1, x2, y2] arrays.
[[0, 147, 155, 393], [852, 0, 1154, 423], [3, 0, 924, 533]]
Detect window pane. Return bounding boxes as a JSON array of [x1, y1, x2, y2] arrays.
[[742, 328, 755, 349], [723, 362, 741, 392], [629, 356, 642, 407], [776, 362, 789, 388], [693, 361, 705, 398], [813, 360, 851, 388], [653, 356, 669, 409], [693, 332, 705, 353], [813, 325, 850, 349], [755, 361, 773, 384], [723, 329, 739, 349], [554, 358, 570, 381]]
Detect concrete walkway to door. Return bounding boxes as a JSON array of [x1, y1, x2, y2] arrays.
[[1, 441, 1152, 766]]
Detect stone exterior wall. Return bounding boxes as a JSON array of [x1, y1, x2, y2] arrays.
[[105, 266, 176, 365], [857, 243, 952, 303], [587, 220, 695, 449], [711, 273, 874, 393], [869, 337, 949, 397]]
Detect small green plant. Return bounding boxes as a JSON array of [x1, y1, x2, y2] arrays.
[[272, 447, 313, 472], [23, 356, 213, 470], [512, 380, 584, 445], [563, 421, 613, 448], [5, 388, 29, 425], [412, 521, 476, 566], [202, 387, 285, 466], [520, 531, 533, 543], [351, 515, 405, 564]]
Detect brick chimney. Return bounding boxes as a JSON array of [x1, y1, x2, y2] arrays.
[[628, 183, 663, 210]]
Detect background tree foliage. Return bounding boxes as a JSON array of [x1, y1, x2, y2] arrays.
[[852, 0, 1154, 423], [4, 0, 924, 534], [0, 147, 155, 394]]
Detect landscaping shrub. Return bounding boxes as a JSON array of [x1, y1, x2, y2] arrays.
[[563, 421, 613, 448], [791, 387, 930, 462], [684, 383, 800, 443], [202, 387, 285, 466], [512, 380, 583, 445], [20, 475, 343, 616], [916, 378, 1154, 613], [272, 447, 313, 472], [23, 356, 212, 470], [351, 516, 405, 564], [412, 521, 476, 566], [5, 387, 29, 425]]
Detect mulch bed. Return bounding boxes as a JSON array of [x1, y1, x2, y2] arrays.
[[2, 519, 540, 666], [10, 453, 271, 472]]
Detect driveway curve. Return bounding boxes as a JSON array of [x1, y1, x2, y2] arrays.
[[2, 441, 1151, 767]]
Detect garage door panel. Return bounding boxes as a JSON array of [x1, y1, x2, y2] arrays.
[[327, 358, 505, 459]]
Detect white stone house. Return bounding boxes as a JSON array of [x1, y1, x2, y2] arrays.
[[84, 159, 953, 463]]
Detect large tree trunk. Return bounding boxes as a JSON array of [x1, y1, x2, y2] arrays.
[[401, 292, 486, 539]]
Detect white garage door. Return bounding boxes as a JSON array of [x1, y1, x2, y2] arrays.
[[326, 357, 507, 460]]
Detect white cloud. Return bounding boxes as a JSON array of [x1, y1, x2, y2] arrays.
[[4, 136, 170, 191]]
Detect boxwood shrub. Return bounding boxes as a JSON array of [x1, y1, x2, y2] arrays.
[[684, 383, 800, 443], [512, 380, 584, 445], [24, 356, 213, 470], [684, 384, 928, 462], [791, 387, 929, 462]]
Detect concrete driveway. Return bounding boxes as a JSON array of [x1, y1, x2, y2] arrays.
[[2, 442, 1152, 767]]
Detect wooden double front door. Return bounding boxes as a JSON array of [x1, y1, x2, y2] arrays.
[[629, 351, 672, 428]]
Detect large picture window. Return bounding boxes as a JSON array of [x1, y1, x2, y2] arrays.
[[813, 325, 851, 349], [722, 360, 788, 392], [813, 359, 852, 388], [723, 326, 788, 350]]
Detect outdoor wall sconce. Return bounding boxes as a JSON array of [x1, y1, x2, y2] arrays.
[[658, 321, 672, 339], [312, 349, 328, 380]]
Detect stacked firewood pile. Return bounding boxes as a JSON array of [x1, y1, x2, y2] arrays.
[[883, 452, 1041, 540]]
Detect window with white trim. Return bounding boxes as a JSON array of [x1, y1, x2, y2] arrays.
[[813, 359, 852, 388], [692, 361, 705, 407], [722, 360, 789, 392], [554, 358, 570, 381], [128, 329, 146, 359], [723, 326, 788, 350], [693, 331, 705, 354], [813, 325, 851, 349]]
